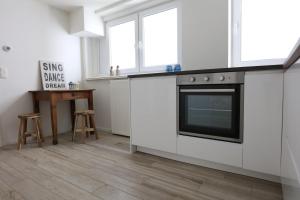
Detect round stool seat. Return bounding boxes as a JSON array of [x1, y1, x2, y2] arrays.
[[75, 110, 95, 115], [18, 113, 40, 119]]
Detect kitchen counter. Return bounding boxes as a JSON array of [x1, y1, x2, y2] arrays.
[[128, 65, 283, 78]]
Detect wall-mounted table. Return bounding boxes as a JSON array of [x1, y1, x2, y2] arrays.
[[29, 89, 95, 145]]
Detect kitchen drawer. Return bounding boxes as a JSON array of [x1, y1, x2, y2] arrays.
[[62, 92, 88, 100], [177, 135, 243, 167]]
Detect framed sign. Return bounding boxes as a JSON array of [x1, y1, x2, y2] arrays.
[[40, 61, 67, 90]]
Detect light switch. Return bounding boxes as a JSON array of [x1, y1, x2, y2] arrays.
[[0, 67, 8, 79]]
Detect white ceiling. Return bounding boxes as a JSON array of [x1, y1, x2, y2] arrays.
[[38, 0, 151, 12]]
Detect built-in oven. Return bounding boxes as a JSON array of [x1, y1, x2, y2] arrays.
[[177, 72, 244, 143]]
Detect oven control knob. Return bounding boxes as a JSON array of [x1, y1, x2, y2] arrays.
[[204, 76, 209, 81], [189, 77, 196, 82], [219, 75, 225, 81]]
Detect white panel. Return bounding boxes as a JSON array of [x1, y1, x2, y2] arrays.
[[283, 64, 300, 174], [70, 7, 104, 37], [177, 135, 243, 167], [70, 7, 84, 34], [83, 7, 104, 36], [282, 63, 300, 200], [130, 76, 177, 153], [110, 79, 130, 136], [281, 138, 300, 200], [243, 70, 283, 176], [83, 38, 101, 78]]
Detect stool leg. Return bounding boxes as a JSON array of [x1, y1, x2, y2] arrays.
[[91, 115, 98, 140], [37, 118, 44, 142], [34, 118, 42, 147], [23, 118, 27, 145], [72, 115, 78, 142], [17, 119, 24, 150], [86, 115, 90, 138], [80, 115, 86, 143]]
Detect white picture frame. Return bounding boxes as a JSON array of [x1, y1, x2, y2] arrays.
[[40, 60, 67, 90]]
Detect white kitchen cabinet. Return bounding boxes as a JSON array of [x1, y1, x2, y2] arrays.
[[130, 76, 177, 153], [177, 135, 243, 167], [243, 71, 283, 176], [110, 79, 130, 136]]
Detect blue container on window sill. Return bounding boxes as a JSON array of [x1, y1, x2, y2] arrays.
[[166, 65, 173, 72], [174, 64, 182, 72]]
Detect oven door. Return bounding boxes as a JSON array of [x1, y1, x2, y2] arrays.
[[178, 84, 242, 143]]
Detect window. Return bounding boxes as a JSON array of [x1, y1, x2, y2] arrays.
[[140, 8, 178, 70], [107, 3, 179, 74], [108, 15, 138, 74], [231, 0, 300, 67]]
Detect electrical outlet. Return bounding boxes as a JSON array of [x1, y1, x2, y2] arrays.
[[0, 67, 8, 79]]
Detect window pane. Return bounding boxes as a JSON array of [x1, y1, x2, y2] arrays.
[[186, 95, 232, 129], [241, 0, 300, 61], [109, 21, 136, 70], [143, 8, 178, 67]]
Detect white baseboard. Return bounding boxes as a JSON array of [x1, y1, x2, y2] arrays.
[[97, 127, 131, 137], [96, 127, 112, 133], [136, 146, 281, 183]]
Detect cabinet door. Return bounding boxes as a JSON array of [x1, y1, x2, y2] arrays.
[[243, 71, 283, 176], [110, 79, 130, 136], [130, 76, 177, 153]]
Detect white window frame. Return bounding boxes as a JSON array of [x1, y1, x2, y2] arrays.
[[106, 14, 139, 74], [231, 0, 286, 67], [106, 2, 181, 74], [139, 2, 181, 72]]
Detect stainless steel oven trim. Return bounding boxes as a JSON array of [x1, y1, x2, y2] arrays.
[[176, 82, 245, 144], [176, 85, 180, 138], [180, 89, 235, 93], [178, 131, 242, 143], [177, 72, 245, 85], [239, 84, 244, 143]]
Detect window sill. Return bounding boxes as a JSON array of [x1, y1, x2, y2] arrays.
[[85, 75, 128, 81], [85, 70, 167, 81]]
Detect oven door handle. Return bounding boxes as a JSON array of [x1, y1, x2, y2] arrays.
[[180, 89, 235, 93]]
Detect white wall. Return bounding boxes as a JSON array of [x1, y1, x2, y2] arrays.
[[281, 62, 300, 200], [181, 0, 228, 70], [0, 0, 82, 146]]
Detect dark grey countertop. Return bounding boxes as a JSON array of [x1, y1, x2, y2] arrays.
[[128, 65, 283, 78]]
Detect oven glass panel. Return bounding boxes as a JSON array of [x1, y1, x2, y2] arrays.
[[186, 95, 232, 129]]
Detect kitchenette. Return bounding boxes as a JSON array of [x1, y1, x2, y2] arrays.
[[129, 65, 284, 182]]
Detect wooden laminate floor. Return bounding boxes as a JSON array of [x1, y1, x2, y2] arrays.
[[0, 132, 282, 200]]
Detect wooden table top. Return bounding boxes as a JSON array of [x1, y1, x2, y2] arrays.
[[29, 89, 95, 93]]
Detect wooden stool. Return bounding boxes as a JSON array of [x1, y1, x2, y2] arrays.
[[72, 110, 98, 142], [17, 113, 44, 150]]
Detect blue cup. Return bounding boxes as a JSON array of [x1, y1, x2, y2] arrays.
[[166, 65, 173, 72], [174, 64, 182, 72]]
